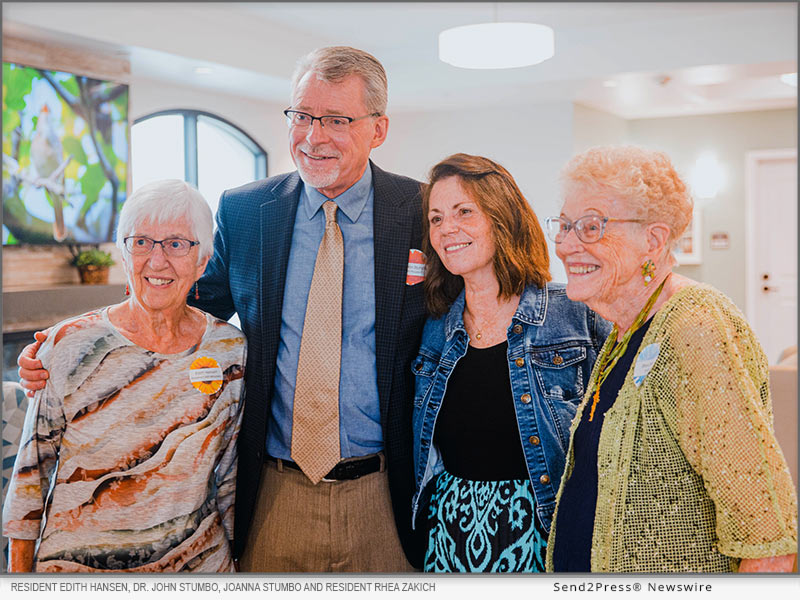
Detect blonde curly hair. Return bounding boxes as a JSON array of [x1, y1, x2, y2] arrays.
[[561, 146, 693, 248]]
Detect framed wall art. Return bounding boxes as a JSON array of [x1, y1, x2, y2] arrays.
[[674, 207, 702, 265], [3, 62, 129, 245]]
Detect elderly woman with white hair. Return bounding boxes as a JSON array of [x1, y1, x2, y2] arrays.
[[2, 180, 246, 572], [544, 146, 796, 573]]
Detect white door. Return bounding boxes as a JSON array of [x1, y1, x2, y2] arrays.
[[745, 149, 797, 364]]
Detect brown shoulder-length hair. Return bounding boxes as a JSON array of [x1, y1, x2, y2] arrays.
[[422, 153, 551, 317]]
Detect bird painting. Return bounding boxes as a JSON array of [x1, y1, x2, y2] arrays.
[[30, 104, 70, 241], [3, 64, 128, 246]]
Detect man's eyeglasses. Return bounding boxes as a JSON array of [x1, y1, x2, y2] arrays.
[[283, 109, 380, 134], [123, 236, 200, 257], [544, 215, 645, 244]]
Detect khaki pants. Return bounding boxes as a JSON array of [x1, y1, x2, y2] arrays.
[[240, 456, 414, 572]]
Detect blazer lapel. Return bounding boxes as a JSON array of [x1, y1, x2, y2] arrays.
[[371, 162, 413, 424], [259, 173, 303, 377]]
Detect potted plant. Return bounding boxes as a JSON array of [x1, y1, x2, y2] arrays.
[[70, 247, 115, 284]]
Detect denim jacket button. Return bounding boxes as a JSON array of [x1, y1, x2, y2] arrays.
[[515, 357, 525, 367], [539, 474, 550, 484], [513, 324, 523, 334], [553, 354, 564, 365], [529, 435, 540, 445], [520, 393, 532, 404]]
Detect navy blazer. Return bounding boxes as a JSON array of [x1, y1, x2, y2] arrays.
[[192, 161, 427, 566]]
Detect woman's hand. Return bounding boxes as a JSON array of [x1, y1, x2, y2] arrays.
[[739, 554, 796, 572], [8, 538, 35, 572]]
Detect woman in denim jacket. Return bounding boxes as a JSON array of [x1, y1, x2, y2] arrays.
[[412, 154, 610, 572]]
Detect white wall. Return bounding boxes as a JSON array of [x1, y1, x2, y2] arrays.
[[573, 103, 629, 152], [372, 102, 576, 282], [628, 108, 797, 311], [128, 75, 580, 283], [130, 75, 295, 178], [127, 75, 797, 306]]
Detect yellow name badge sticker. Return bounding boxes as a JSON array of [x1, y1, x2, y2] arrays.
[[190, 356, 224, 394]]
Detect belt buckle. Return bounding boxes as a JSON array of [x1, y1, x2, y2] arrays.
[[321, 465, 338, 483]]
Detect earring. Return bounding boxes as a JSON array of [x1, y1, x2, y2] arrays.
[[194, 282, 199, 300], [125, 283, 130, 296], [641, 259, 656, 285]]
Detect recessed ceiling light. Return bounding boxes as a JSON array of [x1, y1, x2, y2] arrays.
[[194, 67, 213, 75], [439, 23, 554, 69], [780, 72, 797, 87]]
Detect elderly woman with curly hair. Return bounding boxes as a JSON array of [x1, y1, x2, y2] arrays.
[[545, 146, 797, 573], [411, 154, 611, 572], [3, 180, 246, 572]]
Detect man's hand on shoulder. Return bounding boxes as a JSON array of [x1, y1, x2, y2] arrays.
[[17, 329, 51, 397]]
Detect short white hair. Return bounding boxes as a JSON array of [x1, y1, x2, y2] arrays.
[[116, 179, 214, 263]]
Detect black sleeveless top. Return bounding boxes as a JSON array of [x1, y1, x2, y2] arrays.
[[551, 319, 653, 571]]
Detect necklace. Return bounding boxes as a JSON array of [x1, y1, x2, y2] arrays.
[[464, 297, 518, 342], [587, 276, 668, 422], [472, 315, 487, 340], [465, 308, 492, 340]]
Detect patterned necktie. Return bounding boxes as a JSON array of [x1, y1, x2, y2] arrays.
[[291, 200, 343, 483]]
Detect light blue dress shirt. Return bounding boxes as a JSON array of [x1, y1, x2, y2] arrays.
[[266, 167, 382, 460]]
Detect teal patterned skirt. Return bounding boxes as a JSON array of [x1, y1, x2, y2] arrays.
[[423, 470, 548, 572]]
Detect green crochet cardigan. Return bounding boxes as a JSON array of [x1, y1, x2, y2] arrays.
[[546, 284, 797, 572]]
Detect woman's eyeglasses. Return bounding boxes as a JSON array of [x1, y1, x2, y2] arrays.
[[123, 236, 200, 257], [545, 215, 644, 244]]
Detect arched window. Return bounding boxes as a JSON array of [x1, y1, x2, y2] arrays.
[[131, 110, 267, 214]]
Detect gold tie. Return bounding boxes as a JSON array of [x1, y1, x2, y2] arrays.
[[291, 201, 343, 483]]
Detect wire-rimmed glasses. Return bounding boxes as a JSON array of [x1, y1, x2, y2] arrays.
[[123, 236, 200, 257], [283, 109, 380, 134], [545, 215, 645, 244]]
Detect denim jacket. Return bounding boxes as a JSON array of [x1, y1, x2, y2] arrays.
[[411, 283, 611, 532]]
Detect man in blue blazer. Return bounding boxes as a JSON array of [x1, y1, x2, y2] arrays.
[[18, 46, 426, 571], [192, 47, 426, 571]]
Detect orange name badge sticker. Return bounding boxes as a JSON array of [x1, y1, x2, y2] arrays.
[[190, 356, 224, 394], [406, 249, 426, 285]]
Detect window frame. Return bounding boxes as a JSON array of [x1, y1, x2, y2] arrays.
[[132, 109, 268, 187]]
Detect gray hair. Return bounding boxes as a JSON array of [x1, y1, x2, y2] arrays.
[[115, 179, 214, 263], [291, 46, 388, 115]]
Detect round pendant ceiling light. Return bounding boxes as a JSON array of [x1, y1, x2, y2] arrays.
[[439, 22, 555, 70]]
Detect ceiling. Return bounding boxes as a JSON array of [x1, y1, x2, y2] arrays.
[[2, 2, 797, 119]]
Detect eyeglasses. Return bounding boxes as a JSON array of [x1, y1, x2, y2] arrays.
[[544, 215, 645, 244], [123, 236, 200, 257], [283, 109, 380, 134]]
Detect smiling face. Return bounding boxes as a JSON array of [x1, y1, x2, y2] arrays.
[[556, 186, 647, 309], [123, 217, 209, 314], [428, 176, 496, 285], [289, 73, 388, 199]]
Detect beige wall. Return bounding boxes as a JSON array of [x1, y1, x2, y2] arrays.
[[628, 109, 797, 311]]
